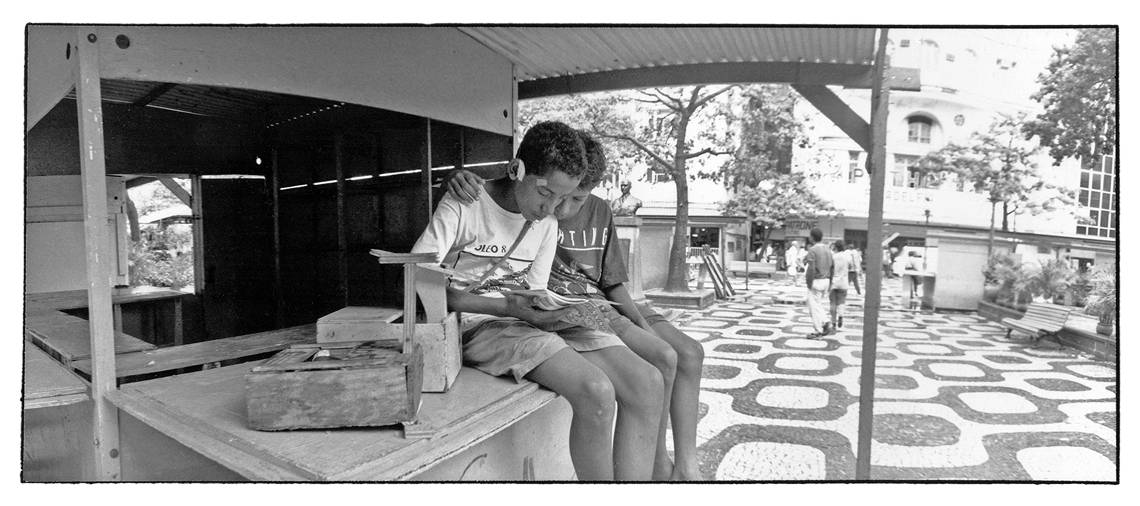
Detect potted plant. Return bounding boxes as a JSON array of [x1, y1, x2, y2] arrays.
[[1033, 257, 1076, 305], [983, 252, 1018, 304], [1010, 262, 1039, 312], [1084, 264, 1117, 336], [1068, 270, 1091, 307]]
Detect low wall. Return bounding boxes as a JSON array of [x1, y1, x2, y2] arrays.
[[977, 300, 1117, 363]]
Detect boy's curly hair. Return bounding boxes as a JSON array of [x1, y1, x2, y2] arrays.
[[516, 121, 588, 180], [576, 130, 607, 190]]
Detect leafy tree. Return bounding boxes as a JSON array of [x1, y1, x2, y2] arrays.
[[603, 86, 737, 292], [916, 112, 1078, 255], [720, 170, 835, 254], [1024, 28, 1117, 166], [717, 84, 831, 253], [523, 87, 736, 293], [717, 84, 807, 186], [519, 93, 640, 186]]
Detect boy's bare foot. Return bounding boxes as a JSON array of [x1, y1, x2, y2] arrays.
[[671, 465, 704, 481], [652, 460, 674, 481]]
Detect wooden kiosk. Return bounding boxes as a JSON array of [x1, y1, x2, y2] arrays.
[[24, 26, 911, 481]]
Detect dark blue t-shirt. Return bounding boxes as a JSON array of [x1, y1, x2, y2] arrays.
[[547, 194, 628, 300]]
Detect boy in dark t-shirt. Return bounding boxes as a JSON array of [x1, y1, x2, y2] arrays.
[[445, 131, 705, 481]]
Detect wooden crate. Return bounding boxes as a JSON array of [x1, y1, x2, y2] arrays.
[[317, 307, 460, 392], [245, 340, 423, 431]]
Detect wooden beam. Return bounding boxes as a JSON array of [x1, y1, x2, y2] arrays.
[[158, 177, 193, 207], [423, 119, 434, 220], [792, 84, 872, 152], [73, 29, 122, 481], [855, 29, 892, 481], [132, 82, 177, 107], [271, 149, 283, 328], [191, 175, 206, 294], [335, 134, 349, 307], [519, 62, 920, 100], [125, 176, 158, 189]]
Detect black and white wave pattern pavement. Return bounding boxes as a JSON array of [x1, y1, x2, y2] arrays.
[[672, 277, 1117, 481]]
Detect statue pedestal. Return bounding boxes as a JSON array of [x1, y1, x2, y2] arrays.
[[613, 216, 645, 301]]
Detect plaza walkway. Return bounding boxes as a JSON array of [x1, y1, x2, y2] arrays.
[[670, 274, 1117, 481]]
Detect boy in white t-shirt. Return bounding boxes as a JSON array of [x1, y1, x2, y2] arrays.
[[445, 131, 704, 480], [410, 121, 662, 481]]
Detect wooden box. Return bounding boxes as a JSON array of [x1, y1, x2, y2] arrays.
[[317, 307, 460, 393], [245, 340, 423, 431]]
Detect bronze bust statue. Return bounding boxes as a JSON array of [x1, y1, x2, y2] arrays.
[[610, 180, 643, 216]]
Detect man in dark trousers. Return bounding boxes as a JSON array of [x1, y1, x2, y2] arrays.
[[803, 227, 834, 338]]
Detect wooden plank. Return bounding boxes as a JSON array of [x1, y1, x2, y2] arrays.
[[24, 345, 90, 410], [157, 177, 192, 207], [25, 310, 156, 366], [74, 27, 121, 480], [71, 324, 317, 379], [792, 84, 872, 152], [369, 249, 436, 265], [26, 287, 184, 311], [113, 362, 558, 480]]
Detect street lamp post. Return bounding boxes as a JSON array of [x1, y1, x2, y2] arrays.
[[923, 208, 931, 271]]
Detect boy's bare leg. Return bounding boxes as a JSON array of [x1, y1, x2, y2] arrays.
[[525, 348, 617, 481], [649, 321, 705, 480], [610, 324, 678, 479], [579, 346, 663, 481]]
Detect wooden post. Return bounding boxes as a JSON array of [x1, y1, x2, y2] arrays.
[[855, 28, 891, 481], [403, 263, 416, 355], [335, 134, 348, 307], [271, 148, 282, 327], [191, 175, 205, 295], [422, 119, 433, 219], [74, 29, 121, 481]]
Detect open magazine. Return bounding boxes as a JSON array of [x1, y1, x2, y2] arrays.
[[506, 289, 619, 310]]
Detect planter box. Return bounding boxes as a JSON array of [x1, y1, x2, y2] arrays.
[[245, 340, 423, 431], [317, 306, 460, 393]]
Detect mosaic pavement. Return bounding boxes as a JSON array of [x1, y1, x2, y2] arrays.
[[669, 275, 1118, 481]]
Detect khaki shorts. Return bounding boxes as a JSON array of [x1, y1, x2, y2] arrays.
[[462, 311, 628, 383]]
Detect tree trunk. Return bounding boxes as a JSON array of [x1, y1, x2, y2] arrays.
[[987, 201, 996, 257], [1001, 200, 1010, 231], [665, 113, 693, 293], [665, 159, 691, 292]]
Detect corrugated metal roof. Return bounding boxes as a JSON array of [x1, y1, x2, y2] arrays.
[[460, 27, 877, 82]]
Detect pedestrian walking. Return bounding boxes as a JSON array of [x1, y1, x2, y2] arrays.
[[786, 240, 803, 285], [846, 242, 862, 295], [830, 240, 851, 330], [803, 228, 834, 338]]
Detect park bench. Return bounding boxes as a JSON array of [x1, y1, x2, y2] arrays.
[[1000, 302, 1074, 342]]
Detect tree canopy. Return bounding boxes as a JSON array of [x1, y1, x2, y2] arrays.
[[917, 112, 1080, 252], [1024, 28, 1117, 165]]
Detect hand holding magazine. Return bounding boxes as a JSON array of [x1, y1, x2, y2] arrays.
[[507, 289, 620, 334], [506, 289, 619, 310]]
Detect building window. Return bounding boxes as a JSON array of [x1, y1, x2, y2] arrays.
[[848, 151, 864, 183], [893, 154, 918, 187], [945, 53, 955, 62], [899, 39, 910, 48], [1077, 150, 1118, 237], [907, 117, 932, 144]]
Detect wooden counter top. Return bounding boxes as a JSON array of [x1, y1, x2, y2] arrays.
[[24, 345, 90, 410], [25, 287, 186, 311], [110, 361, 558, 481], [72, 324, 316, 380]]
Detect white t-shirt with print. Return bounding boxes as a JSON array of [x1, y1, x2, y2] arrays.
[[411, 186, 559, 327]]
